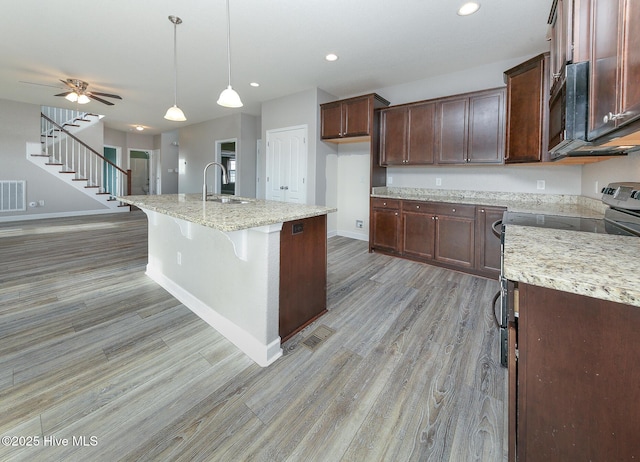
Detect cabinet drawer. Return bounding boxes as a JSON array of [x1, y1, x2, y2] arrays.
[[434, 203, 476, 218], [402, 200, 437, 213], [371, 198, 400, 209]]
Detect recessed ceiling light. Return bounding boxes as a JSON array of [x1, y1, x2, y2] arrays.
[[250, 82, 260, 87], [325, 53, 339, 62], [457, 2, 480, 16], [135, 125, 144, 131]]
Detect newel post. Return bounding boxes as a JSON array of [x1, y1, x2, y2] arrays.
[[126, 169, 132, 196]]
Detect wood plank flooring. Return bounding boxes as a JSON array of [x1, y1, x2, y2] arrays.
[[0, 211, 506, 461]]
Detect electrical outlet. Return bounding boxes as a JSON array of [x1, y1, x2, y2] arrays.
[[177, 252, 182, 265], [436, 178, 442, 186], [388, 176, 393, 185], [356, 220, 364, 229], [38, 200, 45, 206], [537, 180, 546, 190], [595, 180, 600, 194]]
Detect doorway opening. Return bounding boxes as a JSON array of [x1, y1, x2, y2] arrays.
[[130, 150, 151, 195], [216, 139, 237, 196], [103, 145, 121, 198]]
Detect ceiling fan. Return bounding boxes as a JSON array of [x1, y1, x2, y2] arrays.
[[54, 78, 122, 106]]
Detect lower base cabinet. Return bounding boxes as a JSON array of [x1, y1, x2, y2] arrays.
[[279, 215, 327, 342], [371, 198, 502, 278], [512, 283, 640, 461]]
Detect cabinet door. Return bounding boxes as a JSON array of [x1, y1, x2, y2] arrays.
[[402, 211, 435, 260], [468, 89, 505, 163], [619, 0, 640, 126], [434, 214, 475, 268], [321, 102, 343, 139], [371, 208, 400, 253], [343, 97, 371, 137], [380, 107, 407, 165], [436, 97, 468, 163], [505, 54, 548, 163], [475, 206, 505, 278], [407, 102, 436, 164], [588, 0, 621, 139]]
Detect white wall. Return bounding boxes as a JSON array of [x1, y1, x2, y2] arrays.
[[336, 143, 371, 240], [158, 130, 179, 194], [581, 152, 640, 198]]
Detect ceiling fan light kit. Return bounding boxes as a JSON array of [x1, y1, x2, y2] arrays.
[[165, 15, 187, 121], [217, 0, 243, 108]]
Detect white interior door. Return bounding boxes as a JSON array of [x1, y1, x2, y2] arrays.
[[265, 126, 307, 203]]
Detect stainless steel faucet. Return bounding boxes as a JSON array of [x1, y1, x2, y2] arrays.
[[202, 161, 229, 200]]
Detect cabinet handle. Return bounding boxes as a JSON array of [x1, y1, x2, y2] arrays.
[[394, 212, 398, 216], [416, 205, 420, 209], [480, 209, 485, 213], [435, 216, 439, 220], [383, 202, 387, 206], [604, 112, 625, 123], [452, 208, 456, 212], [431, 216, 435, 220]]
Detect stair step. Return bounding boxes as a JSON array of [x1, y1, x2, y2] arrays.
[[59, 171, 76, 174], [63, 123, 80, 128], [84, 185, 99, 189], [30, 154, 50, 157], [41, 135, 57, 139], [96, 192, 111, 195], [74, 118, 91, 123], [72, 178, 88, 182], [45, 162, 63, 166]]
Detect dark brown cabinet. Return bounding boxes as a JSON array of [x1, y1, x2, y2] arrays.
[[433, 204, 476, 269], [321, 93, 390, 142], [371, 198, 499, 277], [512, 283, 640, 461], [370, 198, 401, 253], [589, 0, 640, 139], [475, 206, 505, 278], [379, 102, 436, 166], [436, 88, 505, 164], [279, 215, 328, 342], [401, 201, 436, 259], [504, 53, 550, 163]]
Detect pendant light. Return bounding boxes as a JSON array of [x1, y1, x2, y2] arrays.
[[165, 15, 187, 121], [217, 0, 243, 108]]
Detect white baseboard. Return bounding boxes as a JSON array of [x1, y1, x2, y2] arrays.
[[336, 230, 369, 241], [0, 207, 130, 223]]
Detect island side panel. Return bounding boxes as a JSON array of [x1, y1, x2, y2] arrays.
[[142, 209, 283, 367], [279, 215, 328, 341]]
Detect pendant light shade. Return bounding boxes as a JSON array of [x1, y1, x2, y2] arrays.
[[165, 15, 187, 121], [217, 0, 243, 108]]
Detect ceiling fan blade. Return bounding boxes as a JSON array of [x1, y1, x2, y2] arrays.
[[19, 80, 65, 89], [54, 91, 73, 97], [60, 79, 76, 89], [89, 91, 122, 100], [88, 94, 114, 105]]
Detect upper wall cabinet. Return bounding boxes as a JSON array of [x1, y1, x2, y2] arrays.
[[379, 101, 436, 166], [321, 93, 390, 143], [504, 53, 550, 163], [436, 88, 506, 165], [588, 0, 640, 140]]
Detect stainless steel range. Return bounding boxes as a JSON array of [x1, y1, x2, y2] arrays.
[[494, 182, 640, 367]]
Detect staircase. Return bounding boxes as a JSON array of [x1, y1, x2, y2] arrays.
[[27, 107, 131, 210]]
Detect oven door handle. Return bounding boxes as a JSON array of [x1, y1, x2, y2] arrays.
[[492, 290, 504, 329], [491, 219, 503, 239]]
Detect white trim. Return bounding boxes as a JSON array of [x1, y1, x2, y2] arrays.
[[0, 207, 130, 223], [146, 264, 283, 367], [336, 230, 369, 241]]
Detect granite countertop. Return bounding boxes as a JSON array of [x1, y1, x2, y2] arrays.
[[371, 187, 606, 218], [118, 194, 336, 232], [504, 225, 640, 308]]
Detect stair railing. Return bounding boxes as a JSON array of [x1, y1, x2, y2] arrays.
[[40, 113, 131, 199]]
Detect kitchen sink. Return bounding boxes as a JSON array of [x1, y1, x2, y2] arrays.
[[207, 197, 250, 204]]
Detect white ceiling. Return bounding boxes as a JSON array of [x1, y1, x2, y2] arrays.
[[0, 0, 551, 135]]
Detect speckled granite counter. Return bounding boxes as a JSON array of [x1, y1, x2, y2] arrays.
[[371, 187, 606, 218], [503, 225, 640, 308], [118, 193, 336, 231]]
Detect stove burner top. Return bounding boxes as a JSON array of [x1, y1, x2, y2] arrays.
[[502, 212, 637, 236]]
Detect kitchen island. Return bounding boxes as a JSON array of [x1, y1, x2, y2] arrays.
[[118, 193, 336, 366]]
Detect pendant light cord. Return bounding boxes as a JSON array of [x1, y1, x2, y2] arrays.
[[225, 0, 232, 87], [173, 20, 179, 106]]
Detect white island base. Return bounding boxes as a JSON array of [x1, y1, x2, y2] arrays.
[[143, 209, 283, 366]]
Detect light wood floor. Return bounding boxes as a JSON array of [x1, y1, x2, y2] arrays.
[[0, 211, 506, 461]]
